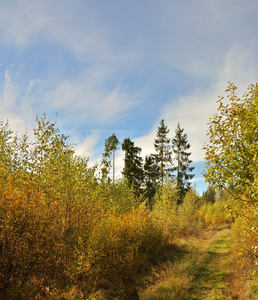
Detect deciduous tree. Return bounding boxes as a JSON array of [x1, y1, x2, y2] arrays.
[[203, 83, 258, 196], [203, 82, 258, 265]]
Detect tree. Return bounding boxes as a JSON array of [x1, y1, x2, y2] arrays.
[[101, 134, 119, 184], [203, 83, 258, 197], [143, 154, 160, 204], [201, 186, 216, 204], [203, 82, 258, 265], [154, 119, 172, 185], [122, 138, 143, 195], [172, 123, 195, 201]]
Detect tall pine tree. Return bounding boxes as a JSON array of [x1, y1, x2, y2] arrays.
[[154, 119, 172, 186], [172, 123, 195, 201], [122, 138, 143, 195]]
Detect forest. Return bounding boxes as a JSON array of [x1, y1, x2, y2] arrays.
[[0, 83, 257, 299]]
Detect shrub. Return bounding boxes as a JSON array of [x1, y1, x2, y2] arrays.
[[0, 171, 68, 299], [198, 201, 229, 227], [176, 188, 200, 236], [232, 207, 258, 270], [76, 207, 168, 291], [151, 178, 178, 236]]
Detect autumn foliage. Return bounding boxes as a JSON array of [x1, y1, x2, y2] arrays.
[[203, 83, 258, 270], [1, 82, 256, 299], [0, 116, 169, 298]]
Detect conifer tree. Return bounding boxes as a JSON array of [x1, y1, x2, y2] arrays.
[[122, 138, 143, 195], [154, 119, 172, 185], [172, 123, 195, 201], [101, 134, 119, 184], [143, 154, 160, 204], [201, 186, 215, 204]]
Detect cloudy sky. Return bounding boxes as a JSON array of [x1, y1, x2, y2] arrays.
[[0, 0, 257, 194]]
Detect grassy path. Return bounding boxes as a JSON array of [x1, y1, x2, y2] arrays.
[[138, 225, 255, 299], [192, 227, 233, 299]]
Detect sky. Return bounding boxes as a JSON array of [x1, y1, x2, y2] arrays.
[[0, 0, 258, 194]]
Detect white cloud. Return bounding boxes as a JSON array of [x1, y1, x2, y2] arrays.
[[163, 47, 257, 162], [219, 45, 256, 92], [132, 45, 258, 164], [190, 177, 206, 183], [40, 65, 138, 126], [0, 1, 117, 64], [26, 79, 41, 93], [0, 70, 26, 133], [75, 132, 99, 158], [0, 1, 48, 47], [0, 67, 37, 136], [0, 0, 257, 191], [3, 70, 18, 107]]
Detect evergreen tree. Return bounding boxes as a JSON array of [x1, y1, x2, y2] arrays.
[[122, 138, 143, 195], [201, 186, 215, 204], [172, 123, 195, 201], [154, 119, 172, 186], [101, 134, 119, 184], [143, 154, 160, 204]]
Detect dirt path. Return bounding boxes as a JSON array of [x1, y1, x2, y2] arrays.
[[139, 225, 253, 299]]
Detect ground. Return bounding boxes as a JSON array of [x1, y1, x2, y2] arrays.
[[138, 225, 257, 300]]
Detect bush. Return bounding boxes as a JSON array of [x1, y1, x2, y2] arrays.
[[76, 207, 168, 291], [152, 185, 201, 237], [232, 207, 258, 270], [151, 178, 178, 236], [198, 201, 229, 227], [176, 188, 200, 236], [0, 171, 68, 299]]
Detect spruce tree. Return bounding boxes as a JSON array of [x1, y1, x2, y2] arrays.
[[172, 123, 195, 201], [143, 154, 160, 204], [154, 119, 172, 185], [122, 138, 143, 195]]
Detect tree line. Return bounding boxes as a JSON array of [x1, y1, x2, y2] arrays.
[[101, 120, 195, 204]]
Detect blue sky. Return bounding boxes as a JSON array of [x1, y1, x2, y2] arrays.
[[0, 0, 258, 194]]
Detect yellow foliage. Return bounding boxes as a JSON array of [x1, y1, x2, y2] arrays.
[[198, 201, 229, 227], [78, 207, 167, 290]]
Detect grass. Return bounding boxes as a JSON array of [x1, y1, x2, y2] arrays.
[[44, 224, 258, 299], [138, 225, 257, 300], [138, 256, 200, 299]]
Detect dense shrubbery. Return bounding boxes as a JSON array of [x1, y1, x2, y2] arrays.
[[0, 117, 170, 298], [79, 208, 167, 291], [0, 115, 235, 299], [198, 201, 228, 227], [151, 180, 201, 237]]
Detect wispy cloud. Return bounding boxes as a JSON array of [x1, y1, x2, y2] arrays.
[[0, 0, 257, 194], [3, 70, 18, 107], [75, 132, 99, 159], [40, 68, 138, 127], [133, 45, 258, 163]]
